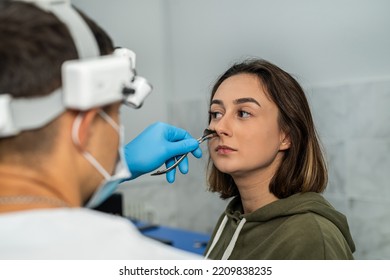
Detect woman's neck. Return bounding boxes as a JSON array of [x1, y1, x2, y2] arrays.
[[232, 166, 279, 214], [236, 178, 278, 214]]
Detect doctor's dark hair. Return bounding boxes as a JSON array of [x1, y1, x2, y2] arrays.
[[0, 1, 114, 164], [206, 59, 328, 199]]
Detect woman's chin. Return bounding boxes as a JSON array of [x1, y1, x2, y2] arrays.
[[214, 164, 239, 175]]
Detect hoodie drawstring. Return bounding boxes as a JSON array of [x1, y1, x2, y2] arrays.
[[204, 215, 228, 259], [204, 215, 247, 260], [221, 217, 246, 260]]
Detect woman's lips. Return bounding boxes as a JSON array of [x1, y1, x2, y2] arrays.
[[216, 145, 236, 154]]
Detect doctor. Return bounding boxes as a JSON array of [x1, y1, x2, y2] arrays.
[[0, 0, 202, 259]]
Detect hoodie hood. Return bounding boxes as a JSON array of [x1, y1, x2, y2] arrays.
[[205, 192, 356, 260]]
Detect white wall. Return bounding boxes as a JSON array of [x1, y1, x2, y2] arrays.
[[73, 0, 390, 259]]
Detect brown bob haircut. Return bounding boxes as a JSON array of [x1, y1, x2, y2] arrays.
[[207, 58, 328, 199]]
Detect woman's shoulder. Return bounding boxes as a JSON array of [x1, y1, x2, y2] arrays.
[[284, 211, 342, 238]]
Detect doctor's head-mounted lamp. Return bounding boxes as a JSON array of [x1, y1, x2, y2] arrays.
[[0, 0, 152, 138]]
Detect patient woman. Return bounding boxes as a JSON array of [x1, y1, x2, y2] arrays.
[[203, 59, 355, 260]]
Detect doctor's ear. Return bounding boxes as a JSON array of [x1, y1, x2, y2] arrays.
[[72, 109, 100, 150]]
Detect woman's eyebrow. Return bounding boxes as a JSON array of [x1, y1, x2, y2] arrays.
[[210, 99, 224, 106], [234, 97, 261, 107]]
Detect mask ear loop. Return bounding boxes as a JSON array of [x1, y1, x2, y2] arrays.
[[71, 112, 111, 180], [98, 110, 125, 162], [98, 110, 120, 132]]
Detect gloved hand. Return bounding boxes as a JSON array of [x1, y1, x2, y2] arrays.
[[124, 122, 202, 183]]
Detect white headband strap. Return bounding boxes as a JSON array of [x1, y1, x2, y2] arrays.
[[0, 90, 64, 137], [14, 0, 99, 59]]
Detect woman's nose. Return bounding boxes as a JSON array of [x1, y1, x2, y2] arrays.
[[213, 115, 231, 137]]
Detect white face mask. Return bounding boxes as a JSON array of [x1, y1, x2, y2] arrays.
[[72, 110, 131, 208]]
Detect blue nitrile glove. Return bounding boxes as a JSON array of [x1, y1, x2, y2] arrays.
[[124, 122, 202, 183]]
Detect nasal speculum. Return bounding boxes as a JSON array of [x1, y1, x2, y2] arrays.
[[150, 128, 216, 176]]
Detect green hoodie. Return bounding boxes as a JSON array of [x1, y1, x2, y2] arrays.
[[204, 192, 355, 260]]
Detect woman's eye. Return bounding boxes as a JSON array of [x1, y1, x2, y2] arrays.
[[238, 110, 251, 118], [209, 111, 222, 119]]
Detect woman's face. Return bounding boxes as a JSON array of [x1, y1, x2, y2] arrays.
[[208, 73, 290, 178]]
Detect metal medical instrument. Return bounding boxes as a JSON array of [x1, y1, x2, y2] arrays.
[[150, 128, 217, 176]]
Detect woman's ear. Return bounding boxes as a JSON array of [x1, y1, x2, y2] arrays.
[[73, 109, 100, 150], [279, 133, 291, 151]]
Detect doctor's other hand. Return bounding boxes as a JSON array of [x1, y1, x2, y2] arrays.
[[124, 122, 202, 183]]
